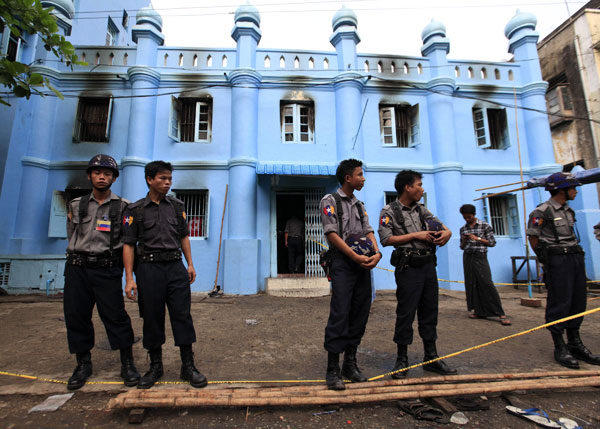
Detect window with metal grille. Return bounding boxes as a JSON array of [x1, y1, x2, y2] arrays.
[[0, 262, 10, 287], [379, 104, 420, 148], [72, 97, 113, 143], [169, 97, 212, 143], [174, 191, 209, 238], [482, 194, 520, 237], [472, 107, 509, 149], [281, 101, 314, 143]]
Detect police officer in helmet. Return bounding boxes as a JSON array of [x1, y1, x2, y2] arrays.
[[527, 172, 600, 368], [64, 154, 140, 390]]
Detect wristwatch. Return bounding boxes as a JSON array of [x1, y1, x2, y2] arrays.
[[477, 237, 482, 241]]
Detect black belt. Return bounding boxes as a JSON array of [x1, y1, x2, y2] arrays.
[[547, 245, 583, 255], [397, 248, 433, 256], [139, 250, 182, 263], [67, 253, 121, 268]]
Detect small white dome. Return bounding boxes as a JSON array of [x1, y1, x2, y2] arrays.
[[136, 4, 163, 32], [332, 5, 358, 31], [41, 0, 74, 18], [504, 9, 537, 39], [421, 19, 446, 43], [234, 3, 261, 27]]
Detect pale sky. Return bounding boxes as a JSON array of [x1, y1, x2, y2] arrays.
[[150, 0, 586, 62]]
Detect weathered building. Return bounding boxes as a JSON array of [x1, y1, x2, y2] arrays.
[[1, 1, 598, 295]]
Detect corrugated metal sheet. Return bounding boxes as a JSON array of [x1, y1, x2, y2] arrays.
[[256, 163, 336, 176]]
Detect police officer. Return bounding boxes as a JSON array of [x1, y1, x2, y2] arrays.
[[320, 158, 382, 390], [64, 154, 139, 390], [527, 172, 600, 368], [378, 170, 456, 378], [122, 161, 207, 389]]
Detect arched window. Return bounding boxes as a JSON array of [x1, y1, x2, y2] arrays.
[[95, 53, 100, 65], [308, 57, 314, 69], [81, 52, 86, 63], [481, 68, 487, 79], [454, 66, 460, 78], [206, 55, 212, 67], [390, 62, 395, 73], [294, 56, 300, 69], [264, 56, 271, 68], [108, 53, 114, 66], [364, 60, 369, 72], [417, 63, 423, 75], [468, 67, 474, 78], [323, 58, 329, 69], [193, 54, 198, 67], [123, 53, 128, 66], [403, 62, 409, 74], [222, 55, 228, 67], [508, 70, 514, 81], [377, 61, 383, 73], [494, 68, 500, 80], [164, 53, 168, 66], [178, 54, 184, 67], [280, 56, 285, 68]]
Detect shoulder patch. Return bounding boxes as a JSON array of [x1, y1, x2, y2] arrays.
[[323, 205, 335, 217], [123, 215, 134, 226], [531, 217, 543, 227], [380, 215, 390, 226]]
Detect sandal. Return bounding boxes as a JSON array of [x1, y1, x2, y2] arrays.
[[468, 312, 479, 319], [506, 406, 561, 428], [398, 399, 449, 423], [500, 316, 512, 326]]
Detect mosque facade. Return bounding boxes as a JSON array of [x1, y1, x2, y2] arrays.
[[0, 1, 598, 294]]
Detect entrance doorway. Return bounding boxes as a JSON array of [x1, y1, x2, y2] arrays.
[[275, 188, 326, 278]]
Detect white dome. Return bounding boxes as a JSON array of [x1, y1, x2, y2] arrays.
[[504, 9, 537, 39], [234, 3, 261, 27], [332, 5, 358, 31], [421, 19, 446, 43], [136, 4, 163, 32], [41, 0, 74, 18]]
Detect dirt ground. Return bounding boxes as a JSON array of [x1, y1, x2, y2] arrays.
[[0, 287, 599, 428]]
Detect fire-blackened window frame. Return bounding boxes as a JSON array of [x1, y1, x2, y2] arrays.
[[72, 96, 114, 143], [472, 106, 510, 150], [280, 100, 315, 144], [379, 104, 420, 148], [169, 96, 213, 143]]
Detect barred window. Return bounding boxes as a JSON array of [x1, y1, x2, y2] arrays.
[[169, 97, 212, 143], [482, 194, 520, 237], [175, 191, 209, 238], [72, 97, 113, 143], [0, 262, 10, 287]]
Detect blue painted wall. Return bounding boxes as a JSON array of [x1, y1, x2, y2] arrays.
[[1, 2, 599, 294]]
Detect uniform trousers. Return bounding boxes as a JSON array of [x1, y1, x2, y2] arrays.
[[64, 264, 134, 354], [135, 260, 196, 350], [324, 255, 372, 354], [545, 252, 587, 335], [287, 236, 304, 273], [393, 262, 438, 345]]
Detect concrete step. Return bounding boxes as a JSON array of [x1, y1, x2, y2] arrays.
[[266, 277, 330, 297]]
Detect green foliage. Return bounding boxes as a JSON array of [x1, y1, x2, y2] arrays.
[[0, 0, 86, 106]]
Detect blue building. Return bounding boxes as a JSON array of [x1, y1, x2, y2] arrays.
[[1, 2, 598, 294]]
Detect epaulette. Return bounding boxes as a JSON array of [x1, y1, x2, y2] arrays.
[[127, 199, 145, 209]]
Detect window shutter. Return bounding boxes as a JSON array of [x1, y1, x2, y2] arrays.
[[168, 96, 181, 142], [380, 106, 396, 146], [48, 191, 67, 238], [499, 108, 510, 149], [473, 108, 490, 148], [409, 104, 420, 147], [72, 99, 83, 143], [507, 195, 520, 237], [481, 194, 490, 224], [103, 97, 114, 142]]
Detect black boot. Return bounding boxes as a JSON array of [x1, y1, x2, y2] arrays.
[[325, 352, 345, 390], [119, 346, 140, 387], [391, 344, 409, 379], [552, 332, 579, 369], [67, 352, 92, 390], [138, 348, 164, 389], [567, 329, 600, 365], [180, 345, 208, 388], [422, 341, 457, 375], [341, 345, 367, 383]]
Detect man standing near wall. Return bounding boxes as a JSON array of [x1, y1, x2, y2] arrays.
[[527, 172, 600, 368], [320, 159, 382, 390], [378, 170, 456, 379], [64, 154, 139, 390], [122, 161, 207, 389], [459, 204, 511, 325]]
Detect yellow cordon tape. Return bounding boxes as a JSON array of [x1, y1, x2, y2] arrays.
[[0, 304, 599, 386]]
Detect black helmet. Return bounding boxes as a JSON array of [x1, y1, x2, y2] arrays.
[[86, 154, 119, 177], [544, 172, 581, 191]]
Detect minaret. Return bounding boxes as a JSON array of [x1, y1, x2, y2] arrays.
[[420, 19, 462, 286], [505, 10, 559, 176], [330, 5, 365, 160], [121, 4, 164, 200], [13, 0, 75, 253], [223, 3, 262, 294]]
